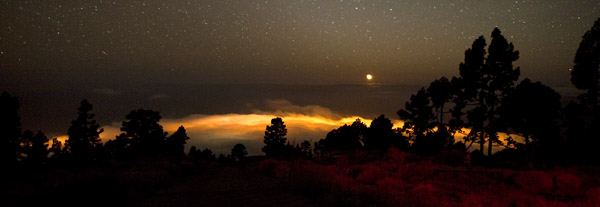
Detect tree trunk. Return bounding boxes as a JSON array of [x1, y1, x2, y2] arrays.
[[479, 127, 485, 153], [488, 133, 494, 156], [440, 104, 444, 126], [487, 91, 496, 156], [592, 77, 599, 116]]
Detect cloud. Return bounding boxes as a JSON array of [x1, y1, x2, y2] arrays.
[[253, 99, 342, 120], [97, 100, 398, 155], [59, 99, 521, 156]]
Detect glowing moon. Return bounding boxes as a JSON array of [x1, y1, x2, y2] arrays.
[[366, 74, 373, 80]]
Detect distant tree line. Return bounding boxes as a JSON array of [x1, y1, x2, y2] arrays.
[[0, 94, 252, 168]]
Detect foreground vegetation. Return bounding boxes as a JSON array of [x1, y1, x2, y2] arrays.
[[3, 150, 600, 207], [258, 149, 600, 207]]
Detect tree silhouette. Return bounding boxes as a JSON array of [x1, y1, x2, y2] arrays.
[[322, 119, 365, 151], [500, 79, 562, 163], [110, 109, 167, 157], [188, 146, 217, 161], [448, 77, 469, 138], [398, 88, 435, 139], [562, 101, 593, 163], [104, 134, 128, 159], [501, 79, 561, 144], [456, 28, 520, 156], [262, 117, 287, 159], [399, 78, 461, 154], [313, 140, 326, 157], [572, 17, 600, 112], [19, 130, 34, 162], [49, 137, 63, 161], [364, 114, 406, 150], [0, 92, 21, 167], [231, 143, 248, 161], [484, 28, 520, 156], [67, 99, 104, 163], [27, 131, 49, 165], [427, 77, 454, 127], [569, 17, 600, 164], [456, 36, 487, 152], [217, 153, 233, 163], [188, 145, 198, 156], [199, 148, 216, 161], [299, 140, 313, 158], [165, 126, 190, 157]]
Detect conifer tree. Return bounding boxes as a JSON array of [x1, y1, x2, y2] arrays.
[[67, 99, 104, 162], [262, 117, 287, 159]]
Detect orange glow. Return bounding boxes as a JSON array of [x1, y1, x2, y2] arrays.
[[92, 112, 401, 154], [52, 100, 523, 155], [54, 112, 520, 155], [366, 74, 373, 80], [95, 113, 377, 141], [160, 113, 385, 140], [47, 135, 68, 149]]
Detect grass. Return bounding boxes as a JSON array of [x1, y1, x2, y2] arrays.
[[2, 149, 599, 206], [256, 148, 600, 206]]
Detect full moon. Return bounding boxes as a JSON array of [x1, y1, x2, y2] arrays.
[[366, 74, 373, 80]]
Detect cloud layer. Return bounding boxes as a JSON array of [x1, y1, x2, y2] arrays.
[[98, 100, 402, 155], [79, 99, 517, 156]]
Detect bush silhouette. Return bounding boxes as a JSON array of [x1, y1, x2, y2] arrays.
[[106, 109, 167, 158], [0, 92, 21, 167], [231, 143, 248, 161], [165, 126, 190, 157], [322, 119, 365, 152], [364, 114, 407, 150]]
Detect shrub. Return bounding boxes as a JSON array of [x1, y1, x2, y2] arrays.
[[257, 158, 279, 177], [514, 170, 553, 194], [356, 165, 389, 184], [432, 149, 467, 166], [398, 183, 448, 207], [554, 172, 582, 195]]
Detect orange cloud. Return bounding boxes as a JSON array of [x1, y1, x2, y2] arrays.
[[98, 112, 382, 155], [79, 100, 522, 155]]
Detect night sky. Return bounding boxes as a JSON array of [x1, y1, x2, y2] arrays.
[[1, 1, 600, 153], [2, 0, 599, 87]]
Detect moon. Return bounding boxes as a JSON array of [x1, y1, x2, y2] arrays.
[[366, 74, 373, 80]]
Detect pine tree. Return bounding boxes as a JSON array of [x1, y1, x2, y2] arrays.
[[500, 79, 562, 163], [231, 143, 248, 161], [262, 117, 287, 159], [483, 28, 520, 156], [323, 118, 365, 151], [427, 77, 453, 126], [28, 131, 49, 165], [456, 28, 520, 156], [117, 109, 166, 156], [364, 114, 405, 150], [572, 17, 600, 112], [165, 126, 190, 157], [67, 99, 104, 162], [398, 88, 435, 139]]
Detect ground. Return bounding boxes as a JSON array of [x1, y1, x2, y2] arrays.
[[137, 164, 325, 207]]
